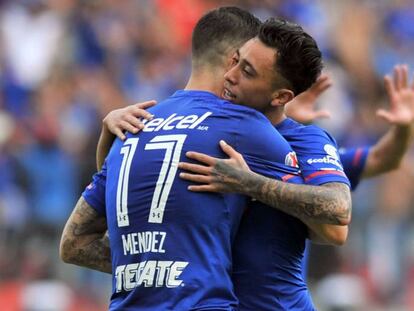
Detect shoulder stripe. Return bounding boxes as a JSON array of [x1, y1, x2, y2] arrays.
[[282, 174, 297, 182], [304, 170, 346, 182], [352, 148, 363, 166]]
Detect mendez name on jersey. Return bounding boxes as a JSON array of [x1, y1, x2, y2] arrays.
[[86, 90, 301, 310]]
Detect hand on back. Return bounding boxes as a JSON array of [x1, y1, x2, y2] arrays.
[[103, 100, 157, 140]]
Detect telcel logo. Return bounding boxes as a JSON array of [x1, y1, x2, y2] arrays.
[[142, 112, 212, 132]]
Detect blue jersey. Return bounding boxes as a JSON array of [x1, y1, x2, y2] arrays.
[[339, 147, 370, 190], [83, 90, 300, 310], [233, 118, 350, 311]]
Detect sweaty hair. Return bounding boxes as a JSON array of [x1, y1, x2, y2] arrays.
[[258, 18, 323, 95], [192, 6, 261, 67]]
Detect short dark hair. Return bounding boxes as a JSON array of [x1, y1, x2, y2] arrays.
[[192, 6, 261, 67], [258, 18, 323, 95]]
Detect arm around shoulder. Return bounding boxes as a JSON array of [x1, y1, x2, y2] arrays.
[[243, 175, 352, 225]]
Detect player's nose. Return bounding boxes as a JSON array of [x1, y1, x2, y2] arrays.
[[224, 66, 238, 85]]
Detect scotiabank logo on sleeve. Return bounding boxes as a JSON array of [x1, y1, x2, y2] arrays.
[[285, 151, 299, 168], [306, 144, 343, 169]]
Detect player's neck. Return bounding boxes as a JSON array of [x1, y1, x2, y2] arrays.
[[185, 67, 225, 96], [265, 109, 286, 126]]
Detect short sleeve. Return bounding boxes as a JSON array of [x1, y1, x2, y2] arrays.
[[294, 127, 350, 187], [338, 147, 370, 191], [82, 162, 107, 216]]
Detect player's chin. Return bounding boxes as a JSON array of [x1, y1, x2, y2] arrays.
[[224, 95, 243, 105]]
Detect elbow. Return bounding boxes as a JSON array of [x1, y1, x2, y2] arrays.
[[59, 236, 76, 264], [337, 208, 351, 226], [335, 192, 352, 226], [330, 228, 348, 246], [321, 183, 352, 226], [324, 225, 349, 246], [333, 194, 352, 226]]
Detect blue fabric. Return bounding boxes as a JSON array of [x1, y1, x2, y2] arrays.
[[339, 147, 370, 191], [84, 90, 300, 310]]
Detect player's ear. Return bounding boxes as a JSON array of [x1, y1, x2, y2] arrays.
[[270, 89, 294, 107]]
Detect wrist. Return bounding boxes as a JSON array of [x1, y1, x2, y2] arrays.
[[238, 170, 265, 196], [394, 123, 412, 137], [102, 117, 110, 130]]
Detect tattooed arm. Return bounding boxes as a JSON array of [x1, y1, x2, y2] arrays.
[[59, 196, 111, 274], [220, 169, 351, 226], [179, 140, 351, 226]]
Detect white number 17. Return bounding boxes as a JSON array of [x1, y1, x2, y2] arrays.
[[116, 134, 187, 227]]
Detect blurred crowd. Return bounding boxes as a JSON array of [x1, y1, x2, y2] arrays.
[[0, 0, 413, 310]]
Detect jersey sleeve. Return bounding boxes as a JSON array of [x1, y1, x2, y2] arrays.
[[338, 147, 370, 191], [82, 162, 107, 216], [295, 127, 350, 187]]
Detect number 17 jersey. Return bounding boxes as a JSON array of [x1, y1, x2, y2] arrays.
[[83, 90, 300, 310]]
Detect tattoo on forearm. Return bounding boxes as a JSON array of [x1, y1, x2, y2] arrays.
[[212, 161, 351, 225], [61, 198, 112, 273], [212, 161, 249, 193]]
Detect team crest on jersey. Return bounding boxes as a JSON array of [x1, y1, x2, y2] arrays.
[[285, 151, 299, 168]]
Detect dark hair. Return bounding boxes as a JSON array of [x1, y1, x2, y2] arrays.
[[258, 18, 323, 95], [192, 6, 261, 67]]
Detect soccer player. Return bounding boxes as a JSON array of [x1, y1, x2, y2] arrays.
[[179, 19, 351, 310], [99, 18, 352, 310], [178, 66, 414, 310], [60, 8, 338, 310]]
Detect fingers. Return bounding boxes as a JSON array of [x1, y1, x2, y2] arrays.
[[384, 75, 395, 98], [313, 109, 331, 119], [388, 64, 414, 97], [394, 66, 402, 90], [124, 114, 145, 131], [401, 65, 408, 88], [311, 74, 333, 95], [135, 100, 157, 110], [393, 65, 409, 90], [129, 105, 155, 120], [119, 120, 140, 135], [185, 151, 217, 166], [219, 140, 240, 159], [178, 162, 211, 175], [179, 172, 211, 184], [187, 185, 217, 192], [376, 109, 395, 124], [112, 127, 126, 141]]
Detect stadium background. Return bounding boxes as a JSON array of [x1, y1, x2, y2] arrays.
[[0, 0, 413, 310]]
